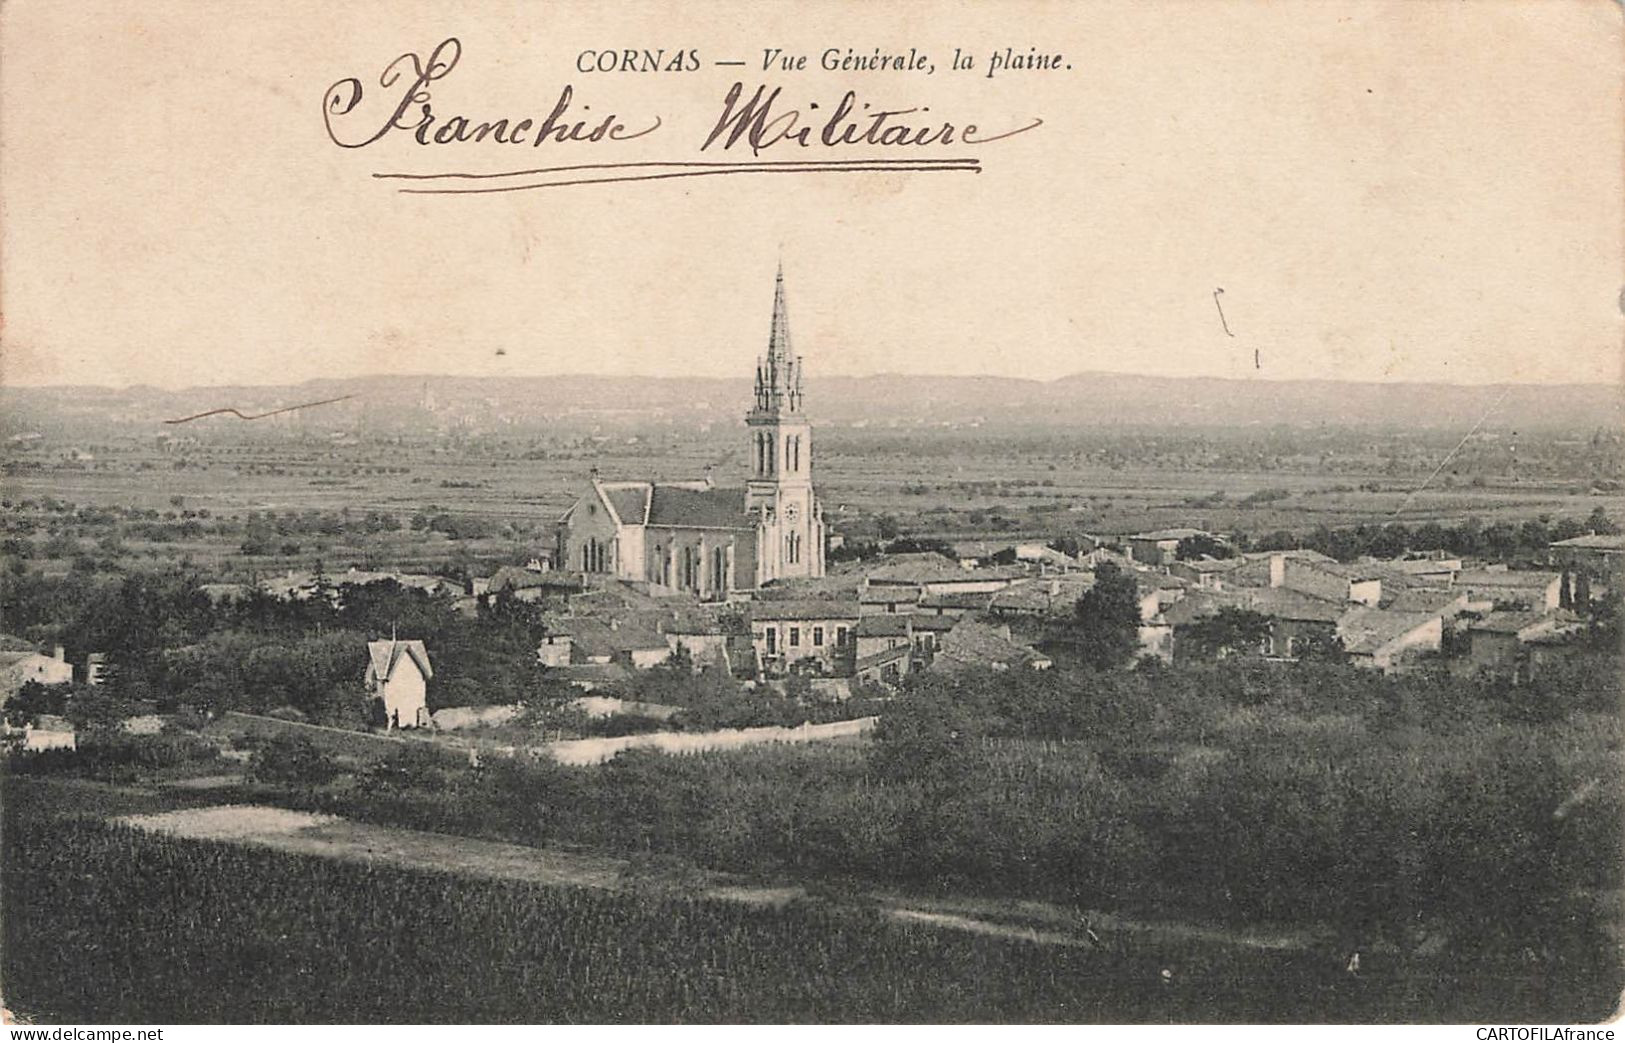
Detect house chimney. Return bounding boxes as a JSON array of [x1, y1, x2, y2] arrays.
[[52, 645, 65, 662], [1269, 554, 1285, 589]]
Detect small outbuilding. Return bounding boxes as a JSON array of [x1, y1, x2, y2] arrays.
[[365, 639, 433, 729]]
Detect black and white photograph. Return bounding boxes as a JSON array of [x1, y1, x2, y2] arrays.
[[0, 0, 1620, 1029]]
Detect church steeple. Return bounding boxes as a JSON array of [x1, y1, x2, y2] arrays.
[[754, 264, 804, 416], [744, 263, 823, 582]]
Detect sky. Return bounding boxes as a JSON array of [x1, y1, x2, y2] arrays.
[[1, 0, 1620, 389]]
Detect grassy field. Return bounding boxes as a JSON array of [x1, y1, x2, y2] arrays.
[[4, 778, 1610, 1025]]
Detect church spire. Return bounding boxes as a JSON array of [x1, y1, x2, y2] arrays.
[[754, 264, 803, 415], [768, 262, 792, 363]]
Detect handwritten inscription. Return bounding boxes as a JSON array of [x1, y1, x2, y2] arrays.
[[323, 38, 1042, 154]]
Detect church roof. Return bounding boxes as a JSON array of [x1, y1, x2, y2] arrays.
[[646, 485, 752, 530], [599, 483, 650, 525]]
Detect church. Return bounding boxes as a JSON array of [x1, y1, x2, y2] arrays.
[[554, 267, 827, 598]]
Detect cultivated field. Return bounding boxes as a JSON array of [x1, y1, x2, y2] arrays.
[[6, 428, 1619, 581]]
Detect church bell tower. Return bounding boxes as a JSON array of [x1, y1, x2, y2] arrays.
[[746, 265, 824, 581]]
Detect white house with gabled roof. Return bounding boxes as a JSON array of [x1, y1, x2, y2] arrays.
[[365, 638, 432, 729]]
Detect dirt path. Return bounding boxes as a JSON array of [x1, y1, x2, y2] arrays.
[[115, 802, 1324, 955]]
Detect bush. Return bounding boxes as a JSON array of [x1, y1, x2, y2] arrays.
[[7, 732, 219, 782], [248, 736, 338, 787]]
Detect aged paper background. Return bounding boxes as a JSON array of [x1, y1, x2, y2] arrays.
[[1, 0, 1619, 391]]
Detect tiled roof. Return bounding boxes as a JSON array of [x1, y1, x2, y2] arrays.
[[1336, 608, 1438, 655], [859, 553, 971, 585], [1467, 609, 1579, 637], [1466, 609, 1549, 635], [548, 617, 669, 656], [1177, 557, 1243, 573], [665, 609, 731, 635], [599, 483, 651, 525], [488, 565, 581, 593], [1234, 587, 1346, 623], [1384, 587, 1466, 613], [748, 599, 859, 622], [1135, 572, 1192, 594], [366, 639, 433, 682], [646, 485, 752, 530], [919, 591, 995, 610], [1241, 549, 1336, 563], [859, 587, 921, 603], [1454, 569, 1559, 588], [857, 616, 911, 638], [932, 621, 1051, 672], [606, 627, 671, 653], [1160, 589, 1242, 626]]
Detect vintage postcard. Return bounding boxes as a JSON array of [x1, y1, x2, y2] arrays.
[[0, 0, 1621, 1030]]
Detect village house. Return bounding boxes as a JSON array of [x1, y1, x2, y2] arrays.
[[1126, 528, 1211, 567], [1162, 579, 1447, 672], [1449, 568, 1562, 612], [0, 642, 72, 704], [1337, 607, 1443, 673], [950, 540, 1082, 572], [662, 613, 737, 674], [554, 268, 827, 597], [1550, 533, 1623, 586], [486, 565, 585, 605], [540, 616, 672, 671], [1382, 555, 1463, 584], [988, 575, 1097, 620], [858, 586, 921, 615], [853, 644, 913, 687], [1168, 556, 1243, 589], [855, 614, 913, 663], [917, 591, 996, 617], [1462, 609, 1585, 682], [364, 638, 432, 729], [929, 620, 1054, 674], [1230, 554, 1384, 606], [858, 555, 1026, 596], [747, 600, 859, 677]]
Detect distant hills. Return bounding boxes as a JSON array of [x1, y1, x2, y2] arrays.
[[3, 372, 1619, 436]]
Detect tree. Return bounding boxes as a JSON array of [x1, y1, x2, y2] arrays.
[[1180, 608, 1274, 660], [869, 674, 993, 784], [1175, 534, 1235, 561], [1559, 570, 1574, 610], [1071, 563, 1142, 670], [3, 680, 74, 726]]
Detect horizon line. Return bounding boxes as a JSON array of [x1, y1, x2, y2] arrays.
[[3, 368, 1619, 394]]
